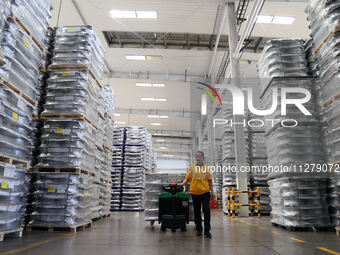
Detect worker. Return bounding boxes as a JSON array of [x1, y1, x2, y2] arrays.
[[179, 151, 214, 239]]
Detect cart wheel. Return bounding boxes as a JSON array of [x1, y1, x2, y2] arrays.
[[171, 229, 176, 232], [161, 226, 166, 232], [150, 220, 155, 226]]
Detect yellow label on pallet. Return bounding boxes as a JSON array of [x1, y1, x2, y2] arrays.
[[67, 27, 76, 32], [54, 129, 63, 134], [24, 40, 30, 48], [88, 140, 92, 146], [12, 112, 19, 120], [84, 191, 88, 197], [47, 187, 56, 193], [91, 84, 95, 91], [1, 181, 8, 189], [62, 72, 69, 77]]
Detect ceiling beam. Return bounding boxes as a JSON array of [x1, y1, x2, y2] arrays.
[[116, 108, 198, 118], [105, 71, 207, 83], [150, 129, 194, 138]]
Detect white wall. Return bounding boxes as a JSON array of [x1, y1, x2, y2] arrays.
[[156, 159, 189, 173]]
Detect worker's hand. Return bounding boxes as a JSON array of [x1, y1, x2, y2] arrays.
[[210, 192, 215, 200]]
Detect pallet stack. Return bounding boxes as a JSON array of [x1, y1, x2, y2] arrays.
[[111, 127, 125, 211], [305, 0, 340, 231], [29, 25, 113, 230], [110, 126, 152, 211], [0, 0, 51, 240], [258, 39, 330, 229], [122, 127, 151, 211]]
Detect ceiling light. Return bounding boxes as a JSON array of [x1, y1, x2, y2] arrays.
[[161, 154, 174, 157], [257, 15, 295, 25], [114, 113, 121, 117], [272, 16, 295, 24], [110, 10, 136, 19], [159, 115, 169, 119], [160, 146, 167, 150], [155, 98, 167, 102], [148, 115, 159, 118], [116, 121, 126, 124], [257, 15, 273, 23], [136, 11, 157, 19], [150, 123, 162, 126], [156, 139, 165, 142], [146, 55, 162, 61], [125, 55, 146, 60], [136, 83, 152, 87], [141, 97, 155, 101], [153, 83, 165, 87]]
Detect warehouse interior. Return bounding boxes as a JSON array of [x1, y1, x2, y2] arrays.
[[0, 0, 340, 254]]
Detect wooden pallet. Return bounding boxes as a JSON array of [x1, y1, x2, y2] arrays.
[[39, 113, 98, 130], [8, 16, 45, 54], [313, 26, 340, 57], [92, 214, 111, 222], [31, 166, 96, 177], [0, 49, 4, 65], [336, 226, 340, 237], [0, 153, 30, 169], [0, 228, 23, 242], [322, 92, 340, 110], [26, 221, 92, 233], [272, 222, 334, 232], [102, 144, 113, 153], [0, 77, 38, 108], [100, 178, 112, 185], [47, 65, 103, 89], [104, 112, 115, 124]]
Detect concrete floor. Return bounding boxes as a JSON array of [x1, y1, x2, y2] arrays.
[[0, 211, 339, 255]]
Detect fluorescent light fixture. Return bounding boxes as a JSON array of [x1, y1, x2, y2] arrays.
[[257, 15, 295, 25], [153, 83, 165, 87], [114, 113, 121, 117], [156, 139, 165, 142], [141, 97, 155, 101], [257, 15, 273, 23], [161, 154, 174, 157], [150, 123, 162, 126], [146, 55, 162, 61], [136, 83, 152, 87], [136, 11, 157, 19], [201, 94, 207, 115], [155, 98, 167, 102], [159, 146, 167, 150], [116, 121, 126, 124], [110, 10, 136, 18], [148, 115, 169, 118], [125, 55, 146, 60], [272, 16, 295, 24]]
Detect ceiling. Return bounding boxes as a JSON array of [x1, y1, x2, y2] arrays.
[[49, 0, 311, 157]]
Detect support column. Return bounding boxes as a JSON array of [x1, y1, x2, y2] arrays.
[[227, 1, 248, 217]]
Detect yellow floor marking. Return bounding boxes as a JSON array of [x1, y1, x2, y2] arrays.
[[247, 222, 255, 226], [0, 233, 74, 255], [290, 237, 306, 243], [272, 231, 281, 235], [257, 226, 265, 230], [316, 247, 340, 255], [238, 220, 245, 223]]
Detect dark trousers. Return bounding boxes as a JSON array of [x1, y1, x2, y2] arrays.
[[192, 192, 211, 233]]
